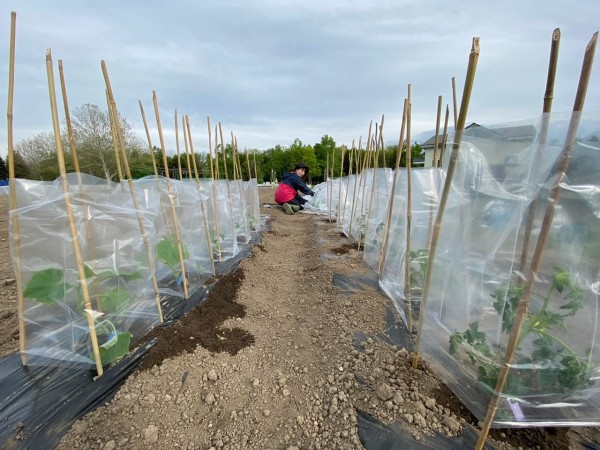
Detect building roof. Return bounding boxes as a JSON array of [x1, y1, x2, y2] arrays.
[[421, 122, 536, 150]]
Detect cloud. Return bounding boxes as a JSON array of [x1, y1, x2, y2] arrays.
[[0, 0, 598, 161]]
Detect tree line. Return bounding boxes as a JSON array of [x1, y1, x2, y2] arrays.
[[3, 103, 423, 184]]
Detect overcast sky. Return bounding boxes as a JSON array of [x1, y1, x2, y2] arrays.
[[0, 1, 598, 159]]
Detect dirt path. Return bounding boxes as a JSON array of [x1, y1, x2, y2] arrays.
[[1, 188, 599, 449]]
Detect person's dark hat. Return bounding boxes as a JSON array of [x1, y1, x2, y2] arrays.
[[293, 163, 309, 171]]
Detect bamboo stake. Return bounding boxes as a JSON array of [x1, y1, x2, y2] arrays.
[[206, 116, 222, 260], [518, 28, 561, 277], [215, 124, 221, 180], [47, 50, 103, 376], [186, 116, 202, 190], [327, 152, 332, 222], [231, 133, 250, 240], [217, 128, 237, 236], [432, 96, 443, 167], [107, 91, 123, 182], [451, 76, 458, 130], [232, 137, 243, 181], [356, 124, 373, 250], [475, 31, 597, 450], [252, 149, 258, 181], [138, 100, 159, 178], [152, 91, 189, 298], [207, 116, 215, 179], [101, 61, 163, 324], [379, 117, 387, 169], [340, 140, 355, 228], [428, 106, 449, 252], [58, 60, 82, 184], [348, 134, 366, 236], [60, 60, 103, 311], [378, 99, 409, 275], [404, 100, 414, 332], [6, 12, 27, 366], [138, 99, 171, 228], [363, 115, 385, 259], [337, 145, 346, 226], [175, 109, 183, 180], [236, 137, 243, 181], [245, 148, 252, 181], [221, 124, 230, 182], [185, 115, 216, 275], [413, 37, 481, 369], [230, 134, 237, 180], [439, 106, 450, 168]]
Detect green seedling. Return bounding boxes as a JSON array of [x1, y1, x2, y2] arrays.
[[23, 268, 72, 304], [23, 264, 142, 365], [449, 268, 593, 397], [409, 249, 429, 292], [157, 234, 190, 275]]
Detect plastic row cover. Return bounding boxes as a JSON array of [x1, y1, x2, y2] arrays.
[[324, 113, 600, 426], [8, 174, 257, 369], [421, 113, 600, 426]]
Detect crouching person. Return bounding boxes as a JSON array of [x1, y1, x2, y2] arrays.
[[274, 163, 315, 215]]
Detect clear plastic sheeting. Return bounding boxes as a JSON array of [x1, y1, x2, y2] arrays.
[[9, 177, 161, 368], [202, 179, 240, 261], [362, 168, 393, 270], [421, 113, 600, 426], [339, 174, 361, 235], [170, 180, 214, 281], [227, 180, 251, 244], [379, 168, 444, 326], [305, 181, 338, 215], [6, 172, 257, 370], [135, 177, 203, 301], [341, 170, 380, 242], [244, 179, 261, 232]]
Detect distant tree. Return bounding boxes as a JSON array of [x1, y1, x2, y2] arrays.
[[70, 103, 144, 180], [13, 131, 58, 179], [12, 151, 32, 179], [0, 155, 7, 179], [127, 147, 156, 179], [384, 143, 423, 168], [313, 135, 334, 179]]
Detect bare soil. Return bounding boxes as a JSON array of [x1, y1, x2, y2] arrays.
[[1, 188, 599, 449]]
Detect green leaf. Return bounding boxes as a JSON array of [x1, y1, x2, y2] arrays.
[[558, 355, 593, 390], [553, 267, 571, 294], [83, 264, 96, 279], [24, 268, 69, 304], [465, 322, 486, 345], [96, 269, 144, 282], [99, 331, 132, 366], [492, 284, 522, 333], [531, 337, 557, 362], [527, 310, 562, 332], [157, 236, 189, 272], [449, 332, 464, 355], [100, 287, 130, 313], [560, 286, 583, 316]]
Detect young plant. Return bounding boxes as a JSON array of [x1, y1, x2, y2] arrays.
[[247, 214, 256, 231], [95, 319, 132, 367], [156, 234, 190, 277], [409, 249, 429, 293], [209, 229, 225, 258], [23, 268, 71, 304], [449, 268, 593, 397], [23, 265, 142, 366]]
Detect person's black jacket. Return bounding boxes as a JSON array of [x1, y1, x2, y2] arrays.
[[280, 171, 315, 196]]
